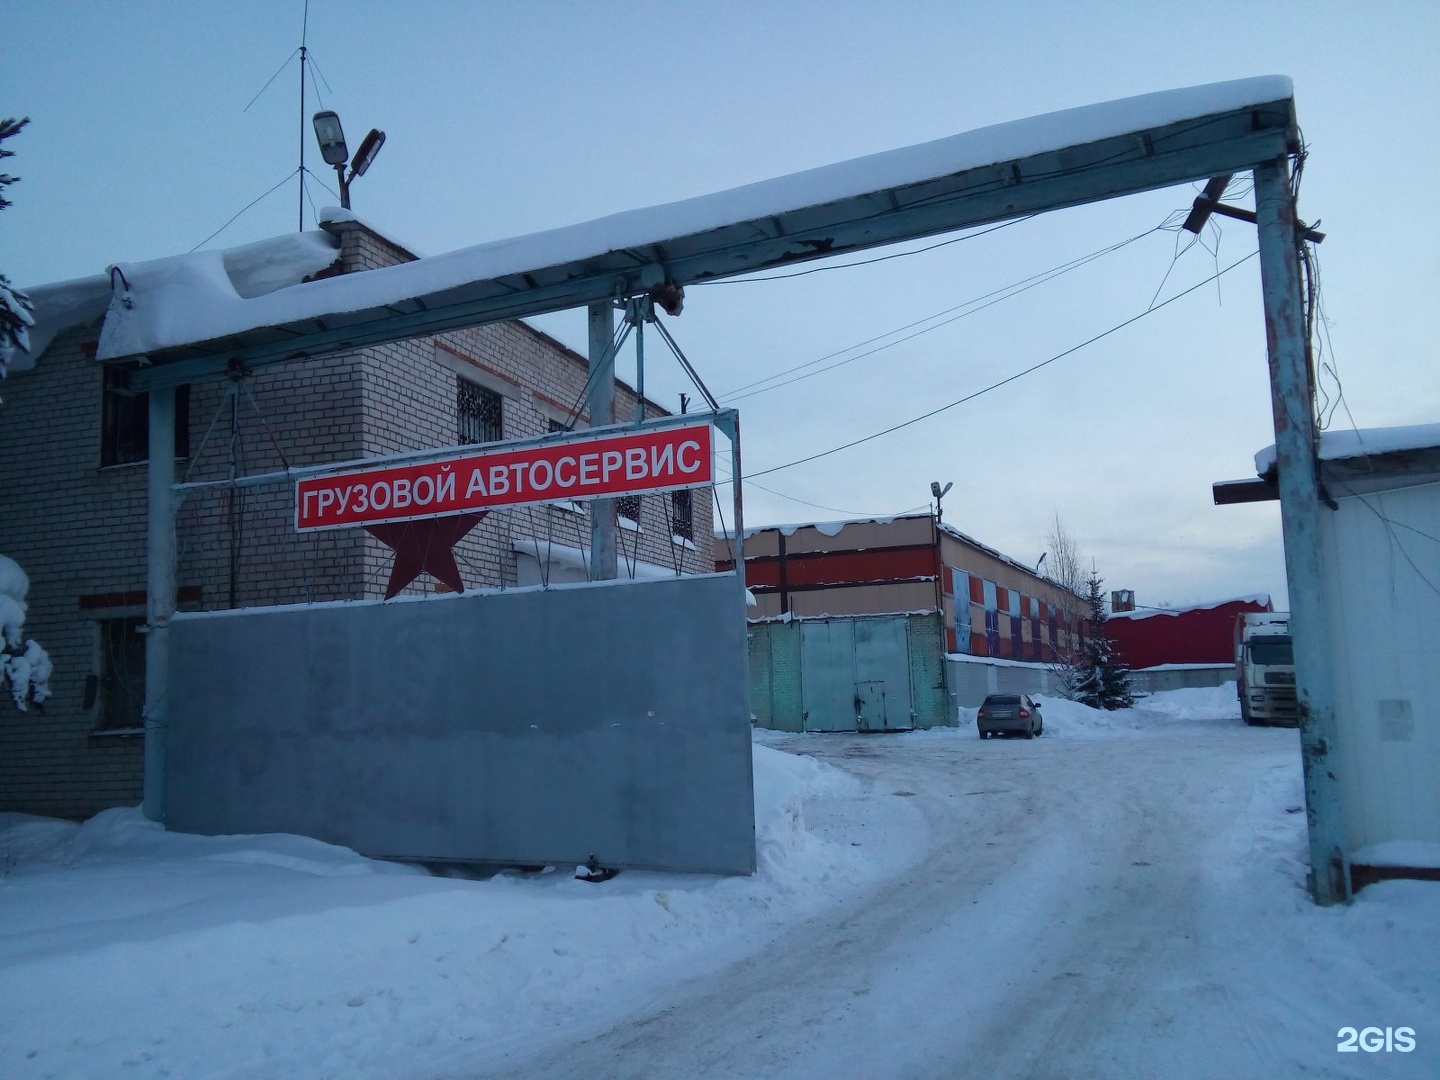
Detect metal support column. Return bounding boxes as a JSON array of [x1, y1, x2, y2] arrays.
[[587, 301, 617, 580], [142, 385, 177, 822], [631, 298, 647, 426], [1253, 157, 1349, 905]]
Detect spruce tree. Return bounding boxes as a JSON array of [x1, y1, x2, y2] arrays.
[[1, 116, 35, 373], [1068, 571, 1135, 710]]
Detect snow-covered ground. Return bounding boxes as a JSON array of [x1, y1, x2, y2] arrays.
[[2, 686, 1436, 1078]]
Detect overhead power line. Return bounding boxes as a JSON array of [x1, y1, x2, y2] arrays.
[[725, 249, 1259, 482], [720, 223, 1167, 403]]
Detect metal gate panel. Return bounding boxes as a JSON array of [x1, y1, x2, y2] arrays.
[[854, 617, 913, 730], [855, 680, 886, 732], [165, 574, 755, 875], [800, 620, 857, 732]]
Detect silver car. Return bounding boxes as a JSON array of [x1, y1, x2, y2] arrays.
[[977, 693, 1044, 739]]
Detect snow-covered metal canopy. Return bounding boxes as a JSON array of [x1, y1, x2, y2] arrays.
[[105, 76, 1297, 391]]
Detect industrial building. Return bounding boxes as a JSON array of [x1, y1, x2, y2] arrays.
[[1107, 594, 1273, 693], [716, 514, 1086, 730]]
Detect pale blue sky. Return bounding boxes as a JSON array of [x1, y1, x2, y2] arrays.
[[4, 1, 1438, 609]]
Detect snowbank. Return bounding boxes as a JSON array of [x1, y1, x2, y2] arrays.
[[946, 683, 1245, 739], [0, 739, 902, 1080]]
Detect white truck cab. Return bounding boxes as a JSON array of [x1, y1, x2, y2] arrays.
[[1235, 612, 1298, 726]]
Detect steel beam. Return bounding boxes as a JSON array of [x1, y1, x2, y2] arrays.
[[1253, 158, 1350, 905], [587, 301, 617, 580], [124, 107, 1294, 391], [143, 385, 177, 822]]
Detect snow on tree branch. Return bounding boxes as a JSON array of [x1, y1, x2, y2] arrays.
[[1, 554, 51, 711]]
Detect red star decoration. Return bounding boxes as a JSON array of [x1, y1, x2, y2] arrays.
[[364, 512, 488, 599]]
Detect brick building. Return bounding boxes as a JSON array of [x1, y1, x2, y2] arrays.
[[718, 514, 1086, 659], [0, 216, 713, 819]]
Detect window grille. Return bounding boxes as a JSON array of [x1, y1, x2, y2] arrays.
[[457, 379, 503, 444], [617, 494, 641, 523], [101, 369, 190, 466], [96, 616, 146, 731], [670, 489, 693, 541]]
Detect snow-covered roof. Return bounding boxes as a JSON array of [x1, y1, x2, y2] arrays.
[[1109, 594, 1272, 621], [510, 538, 689, 582], [1, 274, 110, 374], [92, 76, 1292, 364], [723, 512, 1068, 591], [1253, 424, 1440, 475], [728, 515, 907, 540], [11, 230, 341, 370]]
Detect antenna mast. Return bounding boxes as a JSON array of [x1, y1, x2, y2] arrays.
[[298, 0, 309, 232]]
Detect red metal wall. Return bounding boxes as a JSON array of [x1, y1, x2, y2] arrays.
[[1107, 598, 1272, 669]]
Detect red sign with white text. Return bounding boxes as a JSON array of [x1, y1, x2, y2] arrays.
[[295, 422, 713, 532]]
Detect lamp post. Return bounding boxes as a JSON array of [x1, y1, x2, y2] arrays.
[[930, 480, 953, 525], [312, 110, 386, 211]]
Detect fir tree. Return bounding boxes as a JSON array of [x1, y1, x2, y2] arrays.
[[1, 116, 35, 374], [1068, 571, 1134, 710]]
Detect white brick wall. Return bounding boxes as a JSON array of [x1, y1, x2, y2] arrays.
[[0, 219, 715, 818]]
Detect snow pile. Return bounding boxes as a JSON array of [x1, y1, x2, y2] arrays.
[[949, 684, 1243, 739], [1035, 685, 1241, 737], [0, 739, 901, 1080], [1350, 840, 1440, 871], [0, 554, 51, 710], [1029, 695, 1146, 737], [1135, 681, 1241, 721]]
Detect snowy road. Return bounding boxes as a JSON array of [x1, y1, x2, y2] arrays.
[[4, 692, 1436, 1080], [479, 722, 1424, 1080]]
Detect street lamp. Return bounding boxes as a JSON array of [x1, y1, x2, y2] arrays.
[[930, 480, 953, 525], [312, 110, 386, 211]]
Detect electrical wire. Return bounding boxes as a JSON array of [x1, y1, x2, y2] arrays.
[[722, 224, 1166, 403], [711, 452, 933, 519], [243, 48, 300, 112], [740, 249, 1259, 481], [697, 215, 1035, 286], [189, 171, 298, 251]]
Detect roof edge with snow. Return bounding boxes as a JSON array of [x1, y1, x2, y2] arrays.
[[87, 76, 1294, 389]]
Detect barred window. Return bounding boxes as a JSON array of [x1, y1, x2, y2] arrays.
[[617, 494, 641, 523], [101, 368, 190, 467], [670, 489, 693, 541], [97, 616, 146, 732], [457, 379, 502, 444]]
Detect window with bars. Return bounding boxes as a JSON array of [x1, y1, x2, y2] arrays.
[[96, 616, 146, 732], [101, 369, 190, 467], [457, 379, 503, 444], [669, 488, 693, 541], [617, 494, 641, 524]]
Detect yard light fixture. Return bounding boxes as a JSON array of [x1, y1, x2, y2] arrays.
[[930, 480, 953, 524], [312, 110, 385, 211], [312, 111, 348, 166]]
